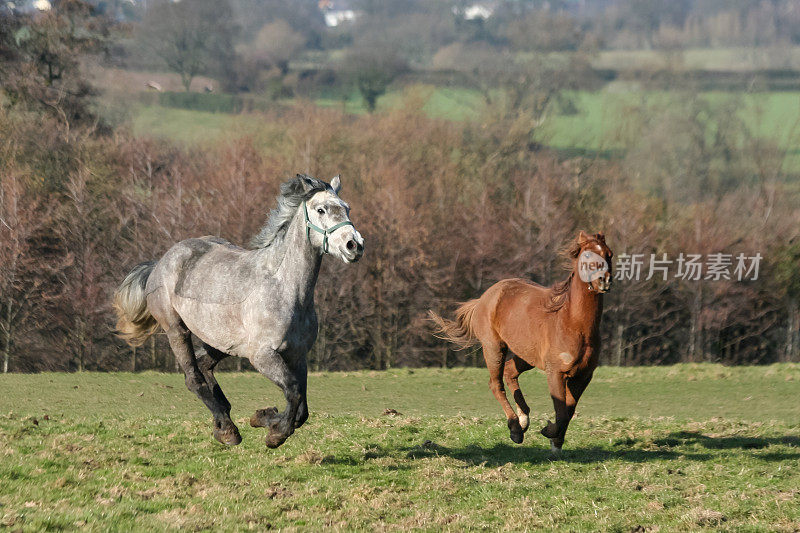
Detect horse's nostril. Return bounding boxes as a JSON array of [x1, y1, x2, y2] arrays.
[[346, 240, 356, 251], [356, 242, 364, 253]]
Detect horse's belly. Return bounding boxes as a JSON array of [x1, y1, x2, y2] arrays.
[[173, 298, 251, 354], [498, 320, 552, 370]]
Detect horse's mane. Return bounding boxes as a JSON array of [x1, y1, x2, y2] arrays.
[[545, 236, 594, 312], [250, 174, 330, 249], [545, 273, 574, 312]]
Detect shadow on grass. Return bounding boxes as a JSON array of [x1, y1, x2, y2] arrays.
[[400, 442, 715, 466], [309, 440, 714, 467], [318, 432, 800, 467], [653, 431, 800, 450]]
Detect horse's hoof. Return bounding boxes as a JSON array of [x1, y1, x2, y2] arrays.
[[540, 420, 558, 439], [213, 426, 242, 446], [265, 431, 288, 449], [508, 419, 524, 444], [250, 407, 279, 428]]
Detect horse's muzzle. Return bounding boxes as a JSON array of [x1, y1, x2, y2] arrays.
[[344, 237, 364, 262], [596, 277, 612, 293]]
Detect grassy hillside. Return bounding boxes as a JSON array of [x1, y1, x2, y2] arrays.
[[127, 87, 800, 171], [2, 365, 799, 530]]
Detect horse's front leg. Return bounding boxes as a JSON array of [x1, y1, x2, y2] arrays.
[[541, 371, 569, 454], [249, 348, 304, 448], [541, 369, 593, 455], [292, 357, 309, 429]]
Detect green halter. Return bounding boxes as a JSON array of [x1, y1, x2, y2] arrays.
[[303, 200, 354, 254]]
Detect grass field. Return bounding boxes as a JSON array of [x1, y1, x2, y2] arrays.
[[2, 365, 799, 531], [593, 46, 800, 72], [537, 90, 800, 153], [128, 86, 800, 171]]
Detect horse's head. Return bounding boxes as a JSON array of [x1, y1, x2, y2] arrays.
[[576, 230, 613, 293], [302, 175, 364, 263]]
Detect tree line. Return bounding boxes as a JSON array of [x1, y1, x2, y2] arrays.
[[3, 92, 799, 372], [1, 1, 799, 372], [111, 0, 800, 108]]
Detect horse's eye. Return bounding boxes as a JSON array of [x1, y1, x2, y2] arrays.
[[317, 208, 325, 215]]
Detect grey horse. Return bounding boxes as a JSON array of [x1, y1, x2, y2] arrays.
[[113, 174, 364, 448]]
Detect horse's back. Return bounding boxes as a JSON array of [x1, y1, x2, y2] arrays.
[[478, 278, 553, 364], [150, 236, 260, 305], [482, 278, 550, 306]]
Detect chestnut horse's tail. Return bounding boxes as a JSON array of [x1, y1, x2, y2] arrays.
[[113, 261, 159, 347], [428, 299, 480, 350]]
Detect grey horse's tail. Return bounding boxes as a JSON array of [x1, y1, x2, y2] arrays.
[[428, 299, 480, 350], [113, 261, 159, 347]]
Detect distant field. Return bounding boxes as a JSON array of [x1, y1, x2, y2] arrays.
[[538, 90, 800, 152], [314, 86, 485, 120], [594, 46, 800, 72], [131, 106, 252, 145], [128, 86, 800, 172], [2, 365, 799, 530]]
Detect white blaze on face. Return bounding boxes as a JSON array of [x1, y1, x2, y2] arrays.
[[578, 250, 608, 283]]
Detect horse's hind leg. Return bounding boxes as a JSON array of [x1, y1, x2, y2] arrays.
[[197, 344, 241, 445], [504, 356, 533, 433], [483, 343, 524, 444], [165, 323, 241, 446], [249, 349, 303, 449]]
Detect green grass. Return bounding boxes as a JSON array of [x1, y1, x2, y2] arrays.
[[535, 90, 800, 171], [311, 85, 484, 119], [538, 91, 800, 148], [593, 46, 800, 72], [131, 106, 251, 145], [129, 87, 800, 169], [2, 365, 799, 531], [130, 86, 485, 144]]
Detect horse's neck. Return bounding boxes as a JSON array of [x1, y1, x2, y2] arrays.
[[564, 271, 603, 334], [260, 207, 322, 305]]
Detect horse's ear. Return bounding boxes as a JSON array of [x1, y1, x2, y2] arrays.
[[331, 175, 342, 194], [596, 231, 606, 242], [578, 230, 591, 245], [297, 174, 316, 193]]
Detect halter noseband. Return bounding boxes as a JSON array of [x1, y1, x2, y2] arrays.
[[303, 200, 354, 254]]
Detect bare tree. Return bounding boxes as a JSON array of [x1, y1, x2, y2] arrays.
[[0, 173, 49, 372], [232, 19, 305, 94], [139, 0, 236, 92], [433, 42, 593, 134], [3, 0, 108, 127], [57, 169, 110, 371], [251, 19, 305, 76], [343, 42, 408, 112]]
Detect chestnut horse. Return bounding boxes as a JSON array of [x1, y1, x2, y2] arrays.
[[430, 231, 613, 454]]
